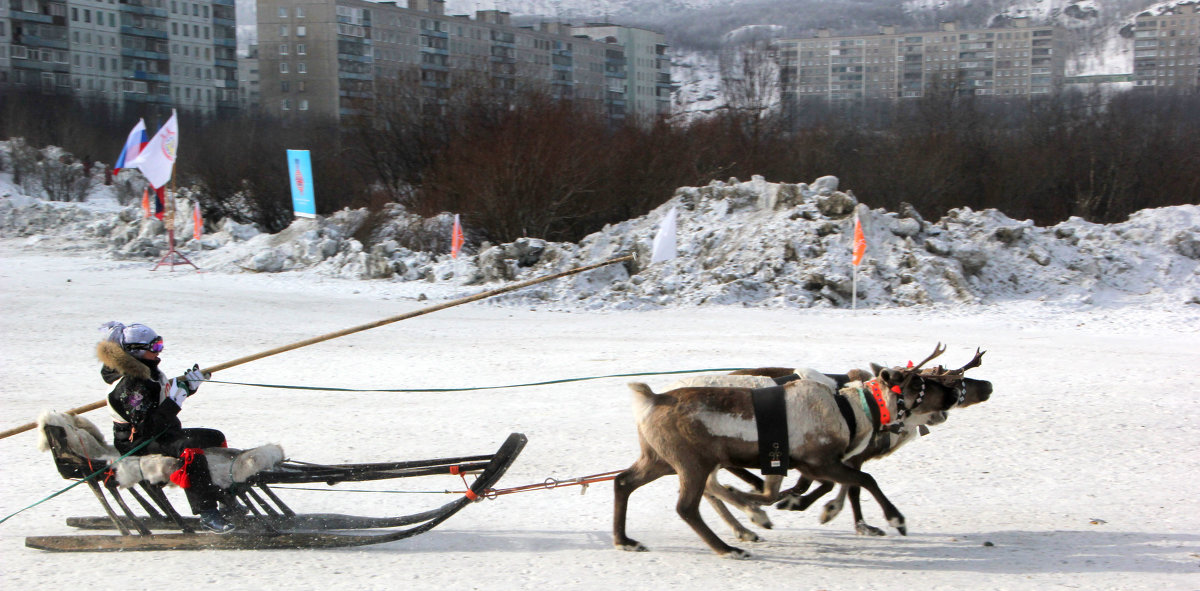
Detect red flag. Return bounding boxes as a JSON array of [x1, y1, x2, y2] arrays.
[[451, 214, 464, 258], [153, 186, 166, 221], [192, 202, 203, 241], [852, 212, 866, 266], [141, 188, 151, 218]]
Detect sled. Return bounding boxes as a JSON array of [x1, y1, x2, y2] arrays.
[[26, 422, 526, 552]]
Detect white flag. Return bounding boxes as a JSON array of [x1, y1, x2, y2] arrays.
[[651, 206, 678, 263], [128, 110, 178, 189]]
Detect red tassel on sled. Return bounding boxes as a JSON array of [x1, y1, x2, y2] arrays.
[[169, 448, 206, 489]]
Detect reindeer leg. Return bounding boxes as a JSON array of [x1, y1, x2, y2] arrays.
[[804, 462, 906, 535], [777, 479, 834, 511], [819, 485, 848, 524], [678, 466, 750, 558], [847, 485, 885, 536], [774, 474, 815, 510], [613, 456, 673, 552], [705, 471, 772, 531], [704, 491, 762, 542]]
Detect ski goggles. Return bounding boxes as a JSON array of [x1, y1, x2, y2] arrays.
[[127, 336, 164, 353]]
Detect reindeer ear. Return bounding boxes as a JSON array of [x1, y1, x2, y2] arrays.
[[869, 362, 886, 375], [879, 368, 903, 385]]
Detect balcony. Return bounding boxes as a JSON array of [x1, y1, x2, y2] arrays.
[[121, 26, 168, 39], [125, 69, 171, 83], [121, 48, 168, 61], [119, 4, 168, 18]]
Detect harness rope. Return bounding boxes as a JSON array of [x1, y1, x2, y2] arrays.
[[203, 367, 749, 393], [267, 470, 626, 499]]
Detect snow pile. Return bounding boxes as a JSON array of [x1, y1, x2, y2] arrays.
[[2, 171, 1198, 310]]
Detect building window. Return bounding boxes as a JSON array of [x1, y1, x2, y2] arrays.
[[279, 7, 288, 18], [280, 44, 288, 55], [296, 44, 306, 55], [281, 81, 289, 92], [280, 26, 289, 37], [282, 99, 291, 110], [297, 62, 306, 74], [296, 6, 305, 18], [296, 26, 306, 37], [299, 99, 308, 110], [280, 63, 289, 73]]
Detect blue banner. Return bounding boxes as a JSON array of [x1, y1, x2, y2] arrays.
[[287, 149, 316, 219]]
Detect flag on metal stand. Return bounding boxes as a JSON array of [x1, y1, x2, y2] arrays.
[[193, 201, 203, 241], [451, 214, 464, 259], [114, 119, 147, 175], [127, 110, 197, 271], [651, 207, 678, 263], [851, 209, 866, 310]]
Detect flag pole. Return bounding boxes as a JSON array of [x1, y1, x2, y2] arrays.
[[152, 167, 198, 271], [0, 254, 634, 440]]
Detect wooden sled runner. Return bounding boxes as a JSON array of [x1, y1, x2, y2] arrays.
[[27, 419, 527, 552]]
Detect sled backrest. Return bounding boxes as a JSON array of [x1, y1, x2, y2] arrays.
[[43, 424, 110, 480]]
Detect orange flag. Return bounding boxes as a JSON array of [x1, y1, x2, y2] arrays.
[[141, 188, 151, 218], [192, 202, 203, 241], [450, 214, 464, 258], [852, 211, 866, 266]]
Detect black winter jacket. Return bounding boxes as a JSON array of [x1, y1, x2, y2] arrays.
[[97, 340, 183, 454]]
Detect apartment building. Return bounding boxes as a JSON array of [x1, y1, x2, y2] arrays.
[[572, 23, 672, 121], [256, 0, 650, 123], [0, 0, 238, 118], [1133, 3, 1200, 91], [778, 18, 1066, 104]]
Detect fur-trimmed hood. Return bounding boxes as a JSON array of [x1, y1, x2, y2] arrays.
[[97, 340, 154, 381]]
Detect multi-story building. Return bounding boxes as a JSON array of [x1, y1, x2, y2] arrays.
[[1133, 3, 1200, 91], [256, 0, 655, 124], [778, 18, 1067, 104], [0, 0, 239, 119], [573, 23, 672, 121]]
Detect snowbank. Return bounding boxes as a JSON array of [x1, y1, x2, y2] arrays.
[[2, 172, 1198, 311]]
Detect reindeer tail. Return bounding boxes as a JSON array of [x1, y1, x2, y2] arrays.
[[628, 382, 659, 424]]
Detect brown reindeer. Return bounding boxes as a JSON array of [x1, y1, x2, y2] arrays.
[[716, 352, 991, 536], [612, 345, 971, 557]]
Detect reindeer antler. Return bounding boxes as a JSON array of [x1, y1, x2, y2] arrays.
[[909, 342, 946, 372], [898, 342, 947, 390], [948, 348, 986, 375]]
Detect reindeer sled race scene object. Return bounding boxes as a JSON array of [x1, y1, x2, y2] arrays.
[[27, 409, 526, 553]]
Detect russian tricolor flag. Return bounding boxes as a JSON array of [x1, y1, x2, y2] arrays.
[[113, 119, 147, 174]]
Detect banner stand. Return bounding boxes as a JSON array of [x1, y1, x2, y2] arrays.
[[152, 179, 199, 271]]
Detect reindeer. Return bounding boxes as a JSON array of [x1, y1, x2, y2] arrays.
[[663, 353, 989, 540], [613, 344, 972, 557]]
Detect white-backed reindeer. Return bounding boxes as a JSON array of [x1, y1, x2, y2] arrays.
[[613, 344, 972, 557]]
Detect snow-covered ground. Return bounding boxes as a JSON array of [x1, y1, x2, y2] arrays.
[[2, 202, 1199, 586]]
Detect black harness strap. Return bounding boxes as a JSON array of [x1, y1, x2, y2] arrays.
[[772, 373, 800, 385], [832, 393, 858, 439], [750, 386, 789, 475]]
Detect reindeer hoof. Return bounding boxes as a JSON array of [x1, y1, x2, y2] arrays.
[[854, 521, 886, 537], [888, 517, 907, 536], [749, 511, 773, 530], [819, 502, 843, 524], [736, 531, 762, 542], [775, 495, 802, 511], [616, 541, 648, 552], [721, 548, 753, 560]]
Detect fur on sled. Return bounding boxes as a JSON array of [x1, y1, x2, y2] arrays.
[[36, 410, 284, 489]]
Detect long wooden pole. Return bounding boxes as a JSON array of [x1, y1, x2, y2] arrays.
[[0, 254, 634, 440]]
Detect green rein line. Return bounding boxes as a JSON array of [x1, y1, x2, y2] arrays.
[[0, 431, 163, 526], [204, 367, 750, 393]]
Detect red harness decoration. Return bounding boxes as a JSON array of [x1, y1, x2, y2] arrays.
[[865, 379, 892, 426], [169, 448, 206, 489]]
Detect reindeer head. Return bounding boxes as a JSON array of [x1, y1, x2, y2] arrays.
[[920, 348, 991, 409], [871, 343, 992, 424]]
